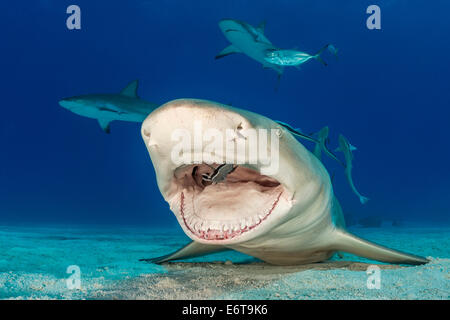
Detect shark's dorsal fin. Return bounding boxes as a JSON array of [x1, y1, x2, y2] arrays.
[[215, 45, 241, 60], [98, 119, 111, 134], [120, 80, 139, 98], [256, 20, 266, 34]]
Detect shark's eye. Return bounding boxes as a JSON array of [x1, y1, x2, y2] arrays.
[[275, 128, 283, 138]]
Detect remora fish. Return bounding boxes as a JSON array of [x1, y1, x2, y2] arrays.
[[264, 44, 337, 67], [202, 164, 237, 184], [313, 126, 330, 160], [336, 134, 369, 204], [276, 121, 344, 167], [59, 80, 159, 133], [140, 99, 427, 266]]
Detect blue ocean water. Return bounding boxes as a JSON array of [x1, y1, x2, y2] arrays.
[[1, 0, 450, 225], [1, 1, 449, 299]]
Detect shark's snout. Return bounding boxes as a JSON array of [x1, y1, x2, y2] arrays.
[[58, 98, 71, 109], [218, 18, 234, 27], [141, 99, 253, 150], [58, 96, 96, 119], [58, 97, 81, 110], [218, 19, 243, 34]]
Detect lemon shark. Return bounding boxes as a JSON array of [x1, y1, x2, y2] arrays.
[[59, 80, 159, 133], [215, 19, 283, 77], [336, 134, 369, 204], [140, 99, 428, 266]]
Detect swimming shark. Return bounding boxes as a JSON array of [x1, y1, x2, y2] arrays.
[[139, 99, 427, 266], [216, 19, 283, 77], [59, 80, 159, 133], [336, 134, 369, 204], [313, 126, 329, 160]]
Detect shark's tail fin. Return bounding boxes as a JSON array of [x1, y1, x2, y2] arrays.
[[327, 44, 338, 58], [359, 195, 370, 205], [314, 44, 330, 66], [332, 229, 428, 265]]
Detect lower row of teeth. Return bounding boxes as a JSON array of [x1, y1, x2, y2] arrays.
[[180, 193, 280, 239], [186, 215, 264, 233]]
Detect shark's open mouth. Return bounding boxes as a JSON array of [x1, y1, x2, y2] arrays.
[[170, 164, 284, 241]]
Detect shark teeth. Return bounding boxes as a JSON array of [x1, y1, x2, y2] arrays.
[[180, 191, 282, 241]]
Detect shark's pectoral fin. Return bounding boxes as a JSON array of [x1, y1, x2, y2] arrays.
[[215, 45, 241, 60], [262, 63, 284, 78], [332, 229, 428, 265], [120, 80, 139, 98], [139, 241, 229, 264], [98, 119, 111, 134], [262, 62, 275, 69]]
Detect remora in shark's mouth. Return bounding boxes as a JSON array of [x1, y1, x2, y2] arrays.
[[170, 164, 284, 241]]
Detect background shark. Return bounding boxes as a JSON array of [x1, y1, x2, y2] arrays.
[[59, 80, 159, 133], [216, 19, 283, 77]]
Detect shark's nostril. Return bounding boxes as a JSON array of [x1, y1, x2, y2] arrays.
[[143, 128, 151, 138]]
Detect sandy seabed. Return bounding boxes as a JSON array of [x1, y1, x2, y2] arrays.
[[0, 225, 448, 300]]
